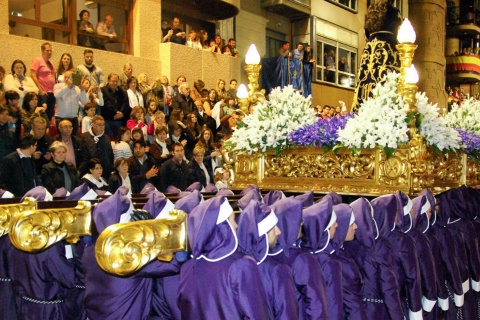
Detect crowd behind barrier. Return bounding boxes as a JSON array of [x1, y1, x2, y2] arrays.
[[0, 183, 479, 320]]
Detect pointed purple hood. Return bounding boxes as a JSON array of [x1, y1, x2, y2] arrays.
[[371, 194, 397, 238], [263, 190, 285, 206], [331, 203, 354, 251], [460, 185, 477, 220], [301, 197, 336, 253], [447, 188, 468, 221], [92, 186, 132, 233], [294, 191, 314, 207], [420, 189, 437, 227], [240, 185, 260, 196], [394, 191, 413, 233], [412, 195, 430, 233], [268, 198, 304, 256], [140, 183, 158, 196], [324, 192, 343, 205], [188, 196, 237, 261], [21, 186, 52, 202], [142, 191, 175, 219], [434, 191, 451, 227], [186, 182, 203, 192], [350, 197, 378, 248], [238, 189, 263, 210], [237, 200, 278, 264], [175, 189, 202, 214], [67, 183, 97, 200]]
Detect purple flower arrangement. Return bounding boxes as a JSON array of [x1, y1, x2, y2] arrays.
[[457, 129, 480, 160], [288, 115, 352, 150]]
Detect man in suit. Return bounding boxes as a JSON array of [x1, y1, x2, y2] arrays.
[[0, 133, 38, 196]]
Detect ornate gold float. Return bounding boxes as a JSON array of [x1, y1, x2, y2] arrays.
[[231, 147, 479, 196], [95, 209, 187, 276], [9, 201, 91, 252], [0, 197, 37, 237]]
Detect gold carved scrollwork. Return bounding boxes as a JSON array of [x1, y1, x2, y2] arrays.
[[234, 154, 258, 181], [466, 157, 480, 186], [263, 149, 375, 180], [0, 197, 37, 237], [9, 201, 91, 252], [378, 149, 410, 186], [433, 152, 463, 182], [95, 209, 187, 276]]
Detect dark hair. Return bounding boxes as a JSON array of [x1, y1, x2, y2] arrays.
[[57, 53, 74, 76], [228, 38, 235, 43], [193, 80, 205, 91], [172, 124, 182, 133], [22, 92, 39, 111], [0, 66, 5, 74], [10, 59, 26, 75], [79, 9, 90, 19], [115, 126, 130, 143], [131, 127, 143, 139], [84, 102, 96, 112], [107, 73, 119, 81], [87, 158, 102, 171], [5, 90, 20, 103], [84, 49, 94, 55], [126, 76, 138, 89], [198, 127, 215, 150], [176, 75, 186, 83], [41, 42, 51, 51], [170, 109, 183, 122], [133, 139, 147, 148], [281, 41, 289, 46], [172, 142, 184, 151], [229, 79, 237, 84], [18, 133, 38, 149]]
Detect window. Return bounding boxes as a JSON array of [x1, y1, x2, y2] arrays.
[[327, 0, 357, 12], [266, 29, 287, 58], [8, 0, 132, 54], [314, 18, 358, 89]]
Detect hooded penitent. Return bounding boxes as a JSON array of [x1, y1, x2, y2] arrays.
[[394, 191, 413, 233], [344, 197, 404, 320], [178, 196, 270, 319], [263, 190, 285, 206], [268, 198, 304, 257], [83, 187, 179, 320], [67, 183, 97, 200], [237, 200, 278, 264], [21, 186, 53, 202], [237, 188, 263, 211], [294, 190, 314, 207], [410, 195, 437, 313]]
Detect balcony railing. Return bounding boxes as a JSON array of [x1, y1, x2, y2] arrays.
[[446, 54, 480, 82]]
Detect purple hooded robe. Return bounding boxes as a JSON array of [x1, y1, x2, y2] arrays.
[[410, 195, 438, 314], [445, 188, 480, 319], [344, 197, 404, 320], [301, 197, 344, 320], [177, 196, 269, 320], [331, 203, 367, 320], [150, 190, 202, 320], [237, 199, 298, 320], [268, 197, 328, 320], [372, 193, 423, 320], [82, 187, 180, 320]]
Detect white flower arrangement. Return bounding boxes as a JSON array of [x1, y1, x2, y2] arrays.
[[337, 72, 410, 153], [415, 92, 460, 152], [337, 72, 460, 154], [444, 98, 480, 134], [225, 85, 317, 155]]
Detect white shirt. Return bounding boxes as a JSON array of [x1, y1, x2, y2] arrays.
[[127, 89, 144, 108]]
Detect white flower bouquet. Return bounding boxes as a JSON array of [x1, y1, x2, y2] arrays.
[[225, 85, 317, 155]]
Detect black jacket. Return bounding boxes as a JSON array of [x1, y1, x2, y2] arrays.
[[188, 160, 213, 187], [101, 86, 129, 122], [160, 159, 189, 192], [41, 160, 81, 194], [0, 151, 38, 197], [127, 155, 158, 193], [79, 132, 114, 179]]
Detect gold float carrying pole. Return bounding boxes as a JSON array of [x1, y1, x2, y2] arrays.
[[95, 209, 187, 276], [9, 201, 91, 252], [0, 197, 37, 237]]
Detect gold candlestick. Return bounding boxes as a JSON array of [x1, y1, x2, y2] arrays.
[[244, 64, 262, 97]]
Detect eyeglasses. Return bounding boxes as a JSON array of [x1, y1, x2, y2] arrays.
[[61, 125, 73, 129]]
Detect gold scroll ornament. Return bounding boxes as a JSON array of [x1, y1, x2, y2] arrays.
[[9, 201, 91, 252], [95, 209, 187, 276], [0, 197, 37, 237]]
